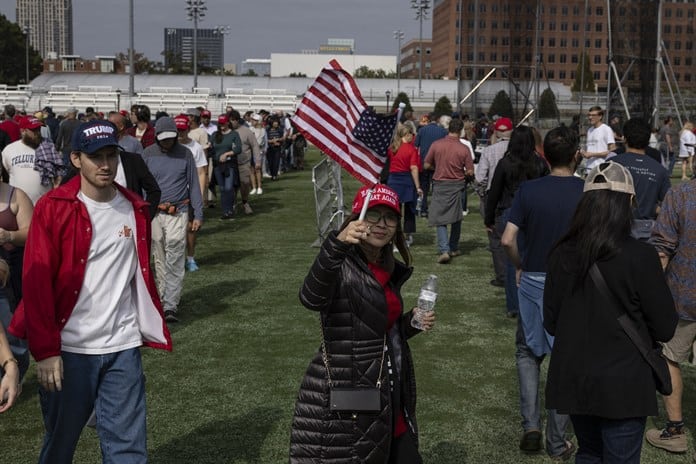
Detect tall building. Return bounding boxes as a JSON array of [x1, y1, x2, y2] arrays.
[[164, 28, 223, 71], [16, 0, 73, 59], [430, 0, 696, 96]]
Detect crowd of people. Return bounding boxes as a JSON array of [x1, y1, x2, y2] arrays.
[[0, 99, 695, 463]]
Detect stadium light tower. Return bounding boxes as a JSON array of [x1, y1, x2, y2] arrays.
[[185, 0, 207, 90], [393, 30, 404, 93], [214, 25, 231, 97], [23, 26, 30, 85], [411, 0, 430, 97]]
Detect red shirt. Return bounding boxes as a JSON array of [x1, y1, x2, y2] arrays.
[[0, 120, 20, 142], [389, 142, 420, 174], [126, 124, 156, 148], [368, 262, 408, 437], [424, 135, 474, 181]]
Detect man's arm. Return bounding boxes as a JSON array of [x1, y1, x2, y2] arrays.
[[501, 222, 522, 270]]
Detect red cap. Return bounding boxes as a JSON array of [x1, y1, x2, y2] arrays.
[[351, 184, 400, 215], [174, 114, 190, 130], [119, 109, 129, 117], [19, 116, 43, 130], [201, 109, 211, 118], [493, 117, 513, 132], [217, 114, 229, 126]]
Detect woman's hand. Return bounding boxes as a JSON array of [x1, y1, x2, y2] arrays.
[[337, 220, 371, 245], [0, 360, 19, 413], [413, 307, 436, 331], [416, 188, 423, 196]]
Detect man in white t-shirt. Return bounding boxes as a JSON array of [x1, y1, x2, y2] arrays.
[[175, 114, 208, 272], [8, 120, 171, 463], [1, 116, 54, 204], [582, 106, 616, 172]]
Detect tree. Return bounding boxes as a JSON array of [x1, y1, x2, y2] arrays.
[[489, 90, 514, 118], [116, 49, 157, 74], [433, 96, 453, 117], [353, 66, 393, 79], [0, 14, 42, 85], [538, 88, 559, 119], [288, 72, 307, 78], [391, 92, 413, 114], [160, 50, 189, 74], [571, 51, 595, 93], [243, 69, 258, 77]]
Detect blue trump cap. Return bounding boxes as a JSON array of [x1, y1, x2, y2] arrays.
[[71, 120, 121, 155]]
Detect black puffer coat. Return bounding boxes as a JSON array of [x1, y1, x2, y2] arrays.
[[289, 232, 421, 463]]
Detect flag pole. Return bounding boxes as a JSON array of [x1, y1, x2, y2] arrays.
[[358, 189, 373, 221]]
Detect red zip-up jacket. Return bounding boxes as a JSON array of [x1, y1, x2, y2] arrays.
[[9, 177, 172, 361]]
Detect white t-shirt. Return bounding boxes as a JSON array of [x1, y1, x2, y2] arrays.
[[679, 130, 696, 158], [1, 140, 51, 204], [586, 123, 616, 170], [183, 139, 208, 168], [61, 190, 142, 354]]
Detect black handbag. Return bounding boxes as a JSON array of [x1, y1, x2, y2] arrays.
[[589, 263, 673, 395], [320, 320, 384, 413]]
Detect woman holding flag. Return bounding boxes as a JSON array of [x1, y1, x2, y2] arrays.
[[290, 184, 433, 464]]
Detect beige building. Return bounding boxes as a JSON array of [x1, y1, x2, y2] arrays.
[[16, 0, 73, 59]]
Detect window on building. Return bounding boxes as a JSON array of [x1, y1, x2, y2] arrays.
[[572, 54, 578, 63], [665, 8, 672, 18], [596, 23, 602, 32], [467, 52, 474, 61], [490, 52, 497, 62], [675, 41, 682, 50], [560, 54, 567, 63], [550, 6, 557, 14], [686, 56, 692, 66], [595, 38, 602, 48], [561, 22, 568, 31], [586, 39, 591, 48], [549, 21, 556, 31], [502, 53, 509, 61], [547, 70, 555, 79], [502, 37, 510, 46], [674, 56, 681, 65], [596, 7, 604, 15], [573, 23, 580, 31], [687, 41, 693, 51], [479, 52, 485, 61], [490, 37, 498, 45], [512, 69, 520, 78], [492, 21, 498, 29], [676, 25, 683, 34], [549, 37, 556, 47], [677, 8, 684, 17], [572, 38, 579, 47], [562, 5, 568, 15], [570, 71, 576, 79], [559, 71, 566, 79], [548, 54, 555, 63], [468, 36, 475, 45], [560, 38, 567, 47], [480, 20, 486, 28], [664, 25, 671, 34], [594, 55, 602, 64]]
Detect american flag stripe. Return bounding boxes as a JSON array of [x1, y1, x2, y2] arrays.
[[293, 59, 388, 186]]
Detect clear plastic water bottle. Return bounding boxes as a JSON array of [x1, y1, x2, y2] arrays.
[[415, 195, 423, 215], [412, 275, 437, 330]]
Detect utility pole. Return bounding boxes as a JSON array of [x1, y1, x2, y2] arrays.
[[393, 30, 404, 94], [186, 0, 207, 91], [411, 0, 430, 97]]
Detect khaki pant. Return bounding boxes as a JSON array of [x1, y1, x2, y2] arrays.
[[151, 211, 187, 313]]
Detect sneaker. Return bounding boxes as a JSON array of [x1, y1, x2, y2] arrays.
[[462, 209, 469, 216], [257, 187, 263, 195], [263, 173, 272, 179], [490, 278, 505, 287], [519, 429, 542, 453], [506, 311, 518, 319], [550, 440, 576, 461], [164, 310, 179, 323], [220, 213, 235, 220], [406, 235, 414, 247], [249, 188, 257, 195], [437, 252, 451, 264], [646, 427, 688, 453], [450, 250, 462, 257], [243, 203, 253, 215], [186, 259, 199, 272]]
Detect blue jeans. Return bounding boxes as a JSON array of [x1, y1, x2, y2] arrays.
[[515, 318, 570, 456], [436, 221, 461, 254], [39, 348, 147, 464], [571, 415, 646, 464], [214, 164, 237, 215], [518, 272, 554, 357], [496, 208, 520, 315], [0, 295, 29, 380]]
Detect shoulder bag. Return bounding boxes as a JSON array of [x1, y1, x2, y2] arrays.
[[320, 319, 384, 412], [589, 263, 672, 395]]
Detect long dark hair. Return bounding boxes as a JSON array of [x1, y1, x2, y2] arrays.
[[338, 213, 412, 270], [504, 125, 540, 185], [551, 189, 633, 288]]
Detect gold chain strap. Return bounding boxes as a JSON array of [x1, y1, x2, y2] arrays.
[[319, 318, 386, 389]]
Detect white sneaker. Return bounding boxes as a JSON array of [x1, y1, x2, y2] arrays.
[[257, 187, 263, 195], [250, 188, 257, 195], [263, 173, 272, 179], [462, 209, 469, 216]]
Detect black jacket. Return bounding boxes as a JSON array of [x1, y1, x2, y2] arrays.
[[62, 151, 160, 219], [290, 232, 420, 463], [544, 238, 678, 419]]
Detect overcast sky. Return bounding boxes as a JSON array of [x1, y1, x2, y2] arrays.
[[0, 0, 432, 67]]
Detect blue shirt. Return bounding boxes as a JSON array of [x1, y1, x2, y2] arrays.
[[414, 123, 447, 162], [612, 151, 671, 220], [508, 175, 584, 272]]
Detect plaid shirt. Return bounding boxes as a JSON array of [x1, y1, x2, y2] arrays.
[[34, 140, 66, 186]]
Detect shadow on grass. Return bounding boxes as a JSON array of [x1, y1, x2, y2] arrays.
[[422, 440, 468, 463], [195, 248, 256, 267], [149, 407, 281, 464], [175, 279, 258, 328]]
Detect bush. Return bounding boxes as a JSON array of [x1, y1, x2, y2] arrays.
[[538, 88, 559, 119], [433, 96, 453, 117], [489, 90, 514, 118]]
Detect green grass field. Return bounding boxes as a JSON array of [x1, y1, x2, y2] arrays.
[[2, 148, 695, 463]]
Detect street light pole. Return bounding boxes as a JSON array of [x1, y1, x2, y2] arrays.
[[186, 0, 207, 91], [411, 0, 430, 97], [23, 26, 30, 85], [214, 25, 230, 97], [385, 90, 391, 113], [393, 30, 404, 94]]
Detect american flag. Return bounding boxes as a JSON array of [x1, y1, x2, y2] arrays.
[[292, 60, 399, 186]]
